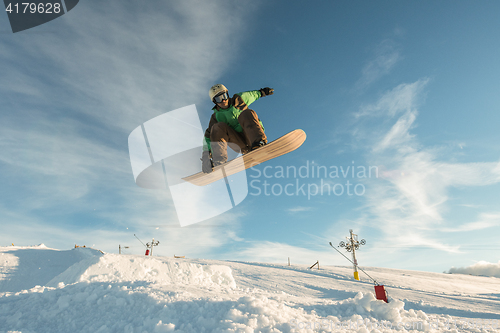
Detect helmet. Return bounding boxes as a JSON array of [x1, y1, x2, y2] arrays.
[[209, 84, 228, 102]]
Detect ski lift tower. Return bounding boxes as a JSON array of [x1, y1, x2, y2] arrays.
[[339, 229, 366, 280], [146, 238, 160, 256]]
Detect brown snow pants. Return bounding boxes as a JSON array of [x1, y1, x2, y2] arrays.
[[210, 109, 267, 165]]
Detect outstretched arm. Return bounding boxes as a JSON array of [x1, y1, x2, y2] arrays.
[[235, 88, 274, 110]]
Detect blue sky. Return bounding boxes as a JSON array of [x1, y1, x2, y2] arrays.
[[1, 1, 500, 273]]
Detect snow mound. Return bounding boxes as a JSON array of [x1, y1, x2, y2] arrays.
[[0, 287, 423, 333], [48, 254, 236, 289], [0, 246, 103, 293], [220, 292, 429, 332], [1, 246, 499, 332]]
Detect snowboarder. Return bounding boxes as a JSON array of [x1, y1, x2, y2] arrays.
[[202, 84, 274, 173]]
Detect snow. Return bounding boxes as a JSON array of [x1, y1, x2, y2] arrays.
[[1, 246, 499, 332]]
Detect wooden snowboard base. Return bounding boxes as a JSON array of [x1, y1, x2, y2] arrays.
[[182, 129, 306, 186]]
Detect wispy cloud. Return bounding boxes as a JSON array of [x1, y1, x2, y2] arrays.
[[228, 241, 335, 265], [353, 79, 500, 252], [0, 210, 245, 257], [1, 1, 254, 131], [439, 212, 500, 232], [287, 206, 314, 213], [0, 1, 259, 251], [354, 39, 402, 91], [355, 79, 428, 119], [373, 110, 416, 152]]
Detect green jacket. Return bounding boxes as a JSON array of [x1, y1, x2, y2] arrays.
[[203, 90, 265, 152]]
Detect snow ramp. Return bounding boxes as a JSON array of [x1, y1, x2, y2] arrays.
[[0, 245, 103, 293], [1, 246, 236, 292], [48, 253, 236, 288]]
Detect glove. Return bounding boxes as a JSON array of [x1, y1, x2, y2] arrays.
[[201, 151, 213, 173], [260, 87, 274, 97]]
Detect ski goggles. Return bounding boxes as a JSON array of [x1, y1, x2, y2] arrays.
[[213, 92, 229, 103]]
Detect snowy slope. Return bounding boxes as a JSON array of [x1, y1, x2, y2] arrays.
[[1, 246, 499, 333]]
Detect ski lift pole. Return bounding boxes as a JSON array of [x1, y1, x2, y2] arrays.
[[329, 241, 389, 303], [349, 230, 360, 280], [329, 242, 378, 285], [134, 234, 151, 255], [146, 238, 160, 256], [338, 230, 365, 280], [134, 234, 147, 248]]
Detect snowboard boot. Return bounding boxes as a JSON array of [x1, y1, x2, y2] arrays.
[[213, 160, 225, 167], [251, 140, 267, 151]]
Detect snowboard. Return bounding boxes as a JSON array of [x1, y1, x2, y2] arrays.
[[182, 129, 306, 186]]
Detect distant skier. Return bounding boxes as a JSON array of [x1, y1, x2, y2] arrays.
[[202, 84, 274, 173]]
